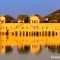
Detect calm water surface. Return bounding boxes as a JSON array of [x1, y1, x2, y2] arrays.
[[0, 36, 60, 60], [0, 46, 60, 60]]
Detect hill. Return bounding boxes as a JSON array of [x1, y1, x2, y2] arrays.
[[44, 9, 60, 23]]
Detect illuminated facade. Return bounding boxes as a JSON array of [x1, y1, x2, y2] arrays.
[[0, 16, 60, 54]]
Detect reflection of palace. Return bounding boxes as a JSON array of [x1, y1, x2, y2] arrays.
[[0, 16, 60, 54]]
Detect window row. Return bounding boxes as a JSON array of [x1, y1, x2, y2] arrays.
[[0, 31, 58, 36], [15, 31, 58, 36]]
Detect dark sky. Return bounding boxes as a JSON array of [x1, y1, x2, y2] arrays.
[[0, 0, 60, 18]]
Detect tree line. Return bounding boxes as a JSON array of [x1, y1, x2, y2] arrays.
[[4, 14, 59, 23]]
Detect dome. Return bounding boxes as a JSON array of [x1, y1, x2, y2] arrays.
[[0, 16, 5, 21], [30, 16, 40, 23], [0, 16, 5, 23]]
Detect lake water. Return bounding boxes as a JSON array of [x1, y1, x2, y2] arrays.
[[0, 36, 60, 60], [0, 46, 60, 60]]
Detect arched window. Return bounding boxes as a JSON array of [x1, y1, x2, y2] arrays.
[[45, 31, 47, 36], [20, 31, 21, 36], [48, 31, 51, 36], [6, 30, 9, 36], [34, 31, 35, 36], [0, 32, 1, 35], [2, 32, 4, 35], [15, 31, 17, 36], [2, 21, 4, 23], [29, 32, 30, 36], [36, 31, 38, 36], [56, 32, 58, 36], [26, 31, 28, 36], [52, 31, 54, 36], [30, 31, 33, 36], [23, 31, 25, 36], [12, 32, 14, 35], [42, 31, 44, 36], [39, 32, 41, 36]]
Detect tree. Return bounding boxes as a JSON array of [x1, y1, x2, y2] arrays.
[[48, 15, 58, 23], [17, 15, 29, 23], [4, 15, 16, 23]]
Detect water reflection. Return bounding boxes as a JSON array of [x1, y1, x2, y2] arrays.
[[0, 35, 60, 54], [1, 45, 60, 54], [17, 45, 42, 54], [56, 45, 60, 54], [5, 46, 13, 54], [17, 45, 30, 54], [47, 45, 56, 53], [33, 46, 42, 54], [45, 45, 60, 54]]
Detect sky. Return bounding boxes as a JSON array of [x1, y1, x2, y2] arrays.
[[0, 0, 60, 18]]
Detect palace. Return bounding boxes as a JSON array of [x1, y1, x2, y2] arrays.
[[0, 16, 60, 54]]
